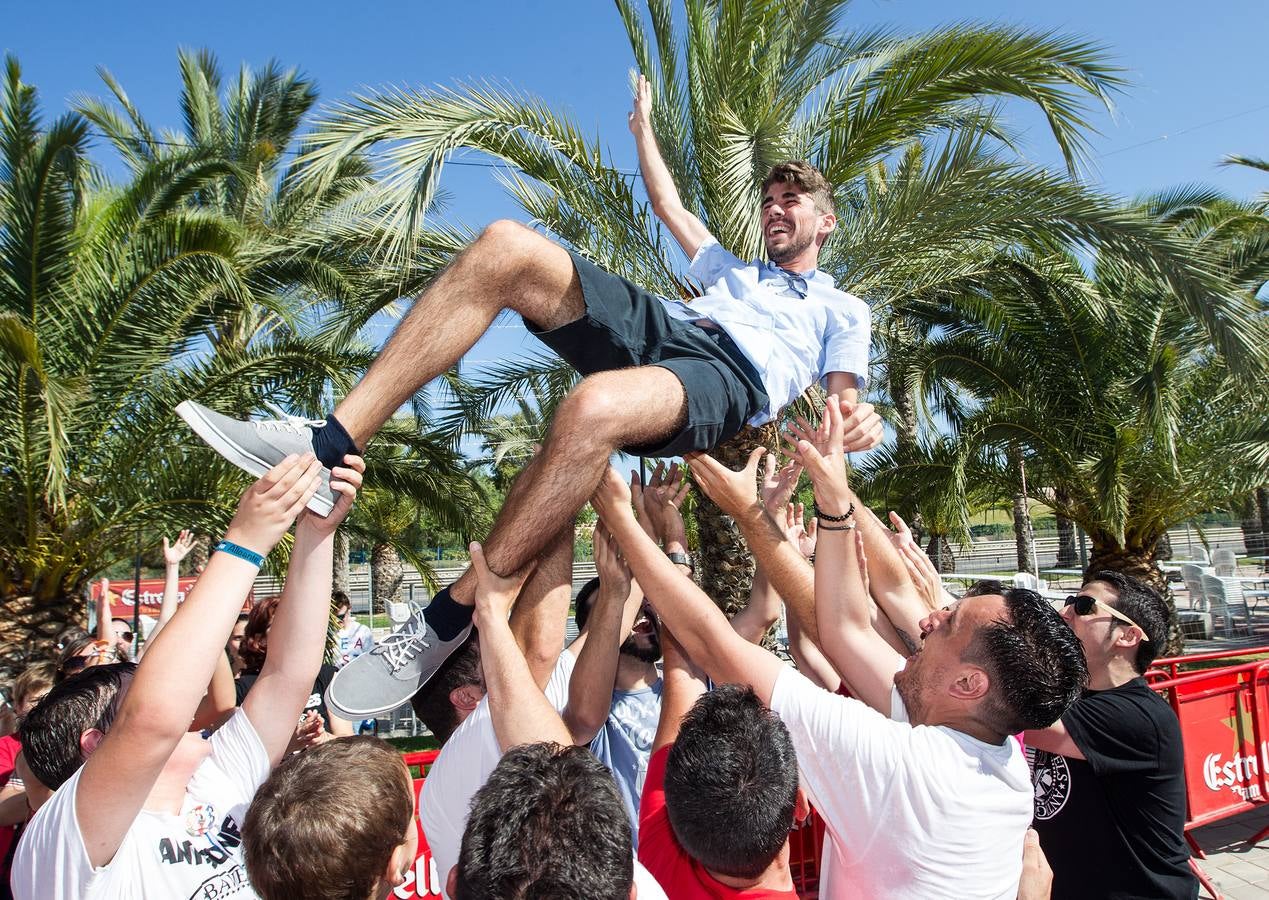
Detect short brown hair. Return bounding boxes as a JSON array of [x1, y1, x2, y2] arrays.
[[244, 736, 414, 900], [409, 633, 482, 744], [13, 662, 55, 707], [762, 160, 834, 215]]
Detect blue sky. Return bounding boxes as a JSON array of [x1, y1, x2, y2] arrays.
[[11, 0, 1269, 383]]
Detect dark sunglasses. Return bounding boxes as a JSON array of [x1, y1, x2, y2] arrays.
[[1064, 595, 1150, 642], [118, 631, 134, 642]]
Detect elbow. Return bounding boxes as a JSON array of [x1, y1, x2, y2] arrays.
[[561, 711, 601, 746]]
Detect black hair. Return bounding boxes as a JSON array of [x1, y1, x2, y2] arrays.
[[963, 579, 1007, 598], [455, 742, 632, 900], [963, 588, 1088, 734], [665, 685, 798, 878], [19, 662, 136, 789], [331, 590, 351, 612], [409, 632, 482, 744], [1086, 570, 1169, 673], [572, 577, 601, 632]]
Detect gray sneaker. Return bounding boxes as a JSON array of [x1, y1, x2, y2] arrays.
[[325, 614, 473, 718], [175, 401, 335, 516]]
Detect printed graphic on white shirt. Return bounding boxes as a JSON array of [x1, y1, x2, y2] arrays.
[[1027, 747, 1072, 821]]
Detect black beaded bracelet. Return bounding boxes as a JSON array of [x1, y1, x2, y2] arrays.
[[813, 501, 855, 522]]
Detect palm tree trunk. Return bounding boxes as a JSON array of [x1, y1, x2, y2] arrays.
[[1258, 487, 1269, 571], [371, 543, 404, 614], [926, 534, 955, 573], [693, 423, 780, 617], [891, 382, 927, 545], [333, 529, 351, 596], [189, 534, 211, 575], [1056, 515, 1078, 567], [1086, 541, 1182, 655], [1009, 447, 1036, 575], [0, 590, 81, 681], [1237, 493, 1263, 559]]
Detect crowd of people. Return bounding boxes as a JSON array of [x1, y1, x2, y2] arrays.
[[0, 72, 1201, 900]]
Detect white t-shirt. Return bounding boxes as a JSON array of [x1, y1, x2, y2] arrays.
[[418, 650, 667, 900], [12, 708, 270, 900], [770, 667, 1032, 900], [336, 622, 374, 667]]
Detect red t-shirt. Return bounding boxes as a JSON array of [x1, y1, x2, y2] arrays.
[[0, 733, 21, 868], [638, 745, 799, 899]]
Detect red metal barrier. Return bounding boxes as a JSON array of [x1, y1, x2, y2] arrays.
[[397, 750, 443, 899], [1149, 646, 1269, 683]]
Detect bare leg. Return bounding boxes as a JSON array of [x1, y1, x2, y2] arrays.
[[333, 220, 586, 445], [448, 366, 688, 605]]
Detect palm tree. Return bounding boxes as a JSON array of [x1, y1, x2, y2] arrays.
[[915, 191, 1269, 648], [0, 57, 352, 672], [299, 0, 1248, 610]]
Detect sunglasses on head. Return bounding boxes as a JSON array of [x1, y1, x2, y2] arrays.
[[1064, 595, 1150, 642]]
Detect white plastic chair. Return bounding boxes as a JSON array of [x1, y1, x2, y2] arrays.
[[1202, 574, 1252, 637], [1213, 549, 1239, 577], [1013, 572, 1043, 592], [387, 600, 412, 625], [1180, 564, 1209, 611]]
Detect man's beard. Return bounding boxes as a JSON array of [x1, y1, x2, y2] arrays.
[[619, 632, 662, 664], [766, 229, 815, 266]]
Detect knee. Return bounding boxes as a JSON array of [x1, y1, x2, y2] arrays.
[[475, 219, 539, 262], [556, 376, 626, 440]]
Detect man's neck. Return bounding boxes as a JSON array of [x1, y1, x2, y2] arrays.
[[1089, 657, 1140, 691], [614, 655, 658, 691], [771, 247, 820, 275], [708, 843, 794, 892]]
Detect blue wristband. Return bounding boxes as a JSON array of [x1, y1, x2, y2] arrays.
[[214, 539, 265, 568]]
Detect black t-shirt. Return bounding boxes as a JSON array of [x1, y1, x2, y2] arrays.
[[234, 664, 340, 731], [1029, 677, 1198, 900]]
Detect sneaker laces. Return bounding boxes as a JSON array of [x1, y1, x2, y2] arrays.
[[256, 401, 326, 435], [376, 615, 431, 672]]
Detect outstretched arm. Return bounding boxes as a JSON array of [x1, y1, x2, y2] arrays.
[[146, 529, 195, 650], [242, 455, 364, 766], [629, 74, 712, 259], [651, 628, 708, 754], [790, 400, 904, 713], [469, 544, 572, 750], [564, 523, 643, 744], [593, 469, 785, 705], [77, 454, 322, 868]]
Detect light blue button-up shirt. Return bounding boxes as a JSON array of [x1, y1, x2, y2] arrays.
[[659, 239, 871, 426]]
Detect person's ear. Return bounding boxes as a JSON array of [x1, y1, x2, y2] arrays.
[[446, 866, 459, 898], [794, 786, 811, 825], [1114, 625, 1145, 653], [450, 683, 484, 714], [816, 212, 837, 244], [80, 728, 106, 760], [381, 840, 413, 890], [949, 666, 990, 702]]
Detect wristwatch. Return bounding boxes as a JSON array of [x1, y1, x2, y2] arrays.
[[666, 551, 693, 572]]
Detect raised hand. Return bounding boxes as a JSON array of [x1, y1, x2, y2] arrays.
[[162, 530, 195, 567], [887, 510, 945, 611], [785, 503, 818, 560], [760, 453, 803, 520], [837, 401, 885, 453], [683, 447, 764, 517], [785, 396, 851, 516], [470, 541, 535, 624], [593, 521, 632, 600], [628, 72, 653, 136], [591, 466, 636, 527], [223, 454, 324, 556], [642, 462, 691, 547], [297, 455, 365, 537]]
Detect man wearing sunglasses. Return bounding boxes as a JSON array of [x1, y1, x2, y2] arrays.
[[1024, 570, 1197, 900]]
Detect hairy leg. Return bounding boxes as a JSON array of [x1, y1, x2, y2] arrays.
[[448, 367, 688, 604], [333, 220, 585, 445]]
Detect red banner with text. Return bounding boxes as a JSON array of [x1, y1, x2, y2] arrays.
[[90, 578, 253, 622]]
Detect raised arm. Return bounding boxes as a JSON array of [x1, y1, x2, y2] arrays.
[[507, 521, 575, 689], [469, 544, 572, 751], [242, 455, 364, 766], [593, 468, 785, 705], [145, 529, 195, 649], [651, 628, 708, 753], [629, 73, 712, 259], [563, 523, 643, 745], [791, 400, 904, 713], [77, 454, 321, 868]]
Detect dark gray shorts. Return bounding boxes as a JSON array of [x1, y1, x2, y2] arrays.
[[526, 251, 768, 457]]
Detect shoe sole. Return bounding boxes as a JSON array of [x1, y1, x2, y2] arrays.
[[175, 401, 334, 516], [324, 664, 417, 719]]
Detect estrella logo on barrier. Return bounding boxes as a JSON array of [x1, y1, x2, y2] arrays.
[[393, 849, 442, 898], [1202, 746, 1268, 797]]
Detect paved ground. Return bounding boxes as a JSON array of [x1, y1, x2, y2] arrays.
[[1193, 806, 1269, 898]]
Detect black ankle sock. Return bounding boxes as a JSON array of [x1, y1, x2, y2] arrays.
[[423, 586, 474, 641], [312, 414, 360, 469]]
